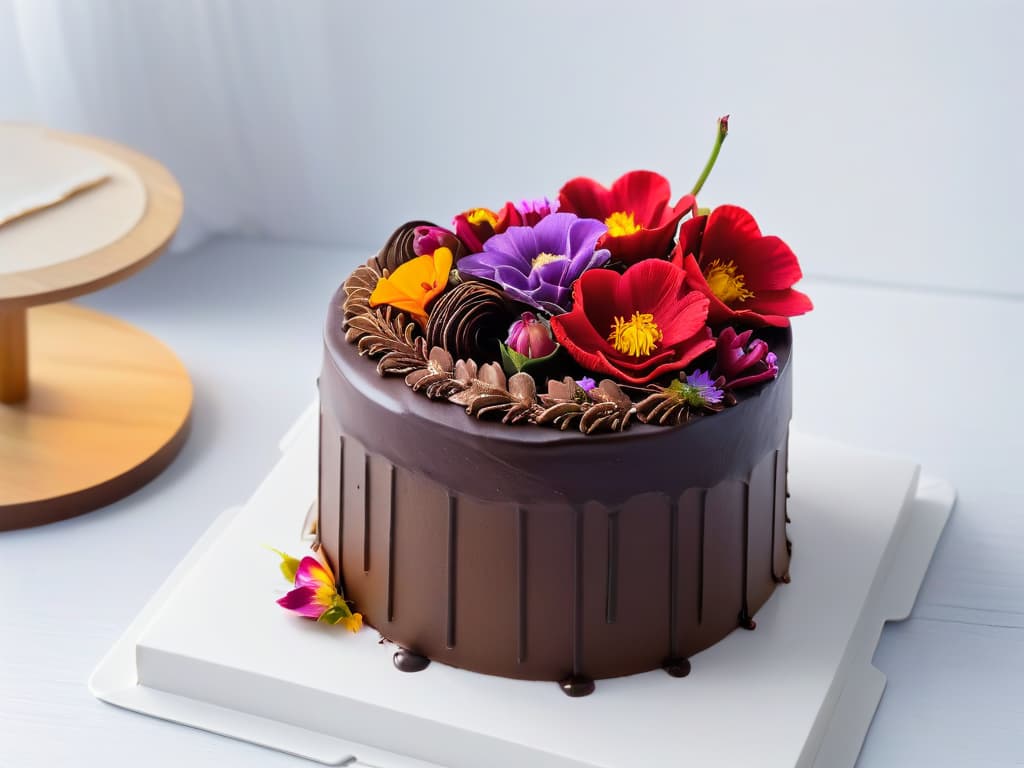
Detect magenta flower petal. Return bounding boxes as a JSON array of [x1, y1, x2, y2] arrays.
[[513, 196, 558, 225], [277, 586, 326, 619], [413, 225, 461, 257], [712, 326, 779, 389], [294, 556, 335, 590]]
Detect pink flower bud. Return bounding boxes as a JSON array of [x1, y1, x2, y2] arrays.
[[413, 225, 461, 257], [506, 312, 557, 358]]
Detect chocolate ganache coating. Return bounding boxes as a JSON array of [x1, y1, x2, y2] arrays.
[[318, 284, 792, 686]]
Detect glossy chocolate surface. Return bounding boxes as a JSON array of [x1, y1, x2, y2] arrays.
[[318, 285, 792, 687]]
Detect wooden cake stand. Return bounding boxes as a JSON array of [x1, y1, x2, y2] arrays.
[[0, 127, 190, 531]]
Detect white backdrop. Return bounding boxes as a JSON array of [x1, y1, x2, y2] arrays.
[[1, 0, 1022, 297]]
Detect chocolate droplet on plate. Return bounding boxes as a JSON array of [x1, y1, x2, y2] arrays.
[[559, 675, 596, 697], [662, 657, 692, 678], [393, 648, 431, 673]]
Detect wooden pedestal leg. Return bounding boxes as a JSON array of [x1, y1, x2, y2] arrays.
[[0, 307, 29, 404]]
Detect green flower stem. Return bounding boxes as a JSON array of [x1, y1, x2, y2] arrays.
[[690, 115, 729, 198]]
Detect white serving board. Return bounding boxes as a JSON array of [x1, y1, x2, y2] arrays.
[[91, 403, 953, 768]]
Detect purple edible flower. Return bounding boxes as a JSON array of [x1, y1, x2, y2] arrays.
[[576, 376, 597, 393], [684, 369, 725, 405], [514, 196, 559, 226], [712, 327, 779, 389], [457, 212, 611, 314], [506, 312, 557, 358]]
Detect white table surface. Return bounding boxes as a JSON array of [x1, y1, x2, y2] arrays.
[[1, 237, 1021, 768]]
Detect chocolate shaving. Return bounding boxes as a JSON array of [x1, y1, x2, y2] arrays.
[[579, 380, 634, 433], [635, 390, 693, 426], [453, 358, 478, 383], [448, 367, 537, 424], [425, 281, 511, 361], [536, 377, 633, 433], [405, 347, 468, 400], [540, 376, 589, 406], [534, 401, 585, 431]]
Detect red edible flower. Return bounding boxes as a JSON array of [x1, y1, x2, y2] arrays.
[[671, 205, 812, 327], [549, 259, 714, 385], [558, 170, 696, 265], [453, 198, 559, 253], [453, 202, 518, 253]]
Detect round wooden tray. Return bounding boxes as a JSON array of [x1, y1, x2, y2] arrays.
[[0, 126, 189, 530]]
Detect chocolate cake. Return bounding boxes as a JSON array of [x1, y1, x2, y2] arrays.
[[319, 304, 793, 695], [305, 119, 813, 695]]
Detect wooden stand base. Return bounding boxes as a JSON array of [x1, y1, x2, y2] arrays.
[[0, 303, 192, 531], [0, 307, 28, 403]]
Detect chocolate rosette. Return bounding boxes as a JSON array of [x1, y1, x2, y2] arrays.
[[376, 220, 434, 274], [376, 220, 467, 275], [425, 280, 512, 362]]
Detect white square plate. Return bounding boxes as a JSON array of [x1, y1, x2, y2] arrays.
[[91, 404, 953, 768]]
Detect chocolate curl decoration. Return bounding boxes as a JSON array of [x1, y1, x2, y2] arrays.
[[376, 220, 435, 274], [425, 280, 513, 361]]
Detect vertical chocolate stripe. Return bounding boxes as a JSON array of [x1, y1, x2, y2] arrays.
[[772, 440, 790, 580], [386, 464, 396, 622], [445, 494, 457, 649], [571, 505, 583, 676], [741, 481, 751, 623], [605, 509, 620, 624], [785, 427, 792, 516], [516, 505, 527, 664], [668, 497, 679, 657], [337, 434, 345, 573], [770, 450, 779, 576], [362, 452, 371, 572], [697, 489, 707, 624]]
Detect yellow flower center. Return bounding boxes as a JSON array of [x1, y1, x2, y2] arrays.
[[608, 311, 663, 357], [705, 259, 755, 305], [531, 252, 567, 270], [466, 207, 499, 228], [604, 210, 644, 237]]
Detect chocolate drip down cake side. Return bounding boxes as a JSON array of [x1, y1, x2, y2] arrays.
[[308, 118, 813, 696]]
